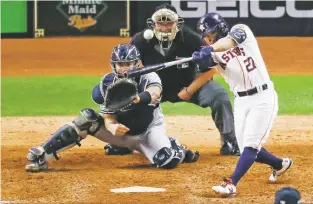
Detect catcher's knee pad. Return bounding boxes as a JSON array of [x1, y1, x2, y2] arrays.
[[72, 108, 103, 136], [42, 108, 103, 160], [153, 147, 184, 169]]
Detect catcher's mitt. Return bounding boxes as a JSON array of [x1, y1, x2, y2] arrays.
[[104, 78, 138, 112]]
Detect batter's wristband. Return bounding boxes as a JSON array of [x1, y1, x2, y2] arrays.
[[138, 91, 152, 105]]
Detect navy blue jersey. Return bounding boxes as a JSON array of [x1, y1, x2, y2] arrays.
[[92, 72, 162, 135]]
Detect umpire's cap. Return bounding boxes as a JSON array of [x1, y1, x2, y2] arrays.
[[275, 187, 301, 204], [154, 3, 177, 14]]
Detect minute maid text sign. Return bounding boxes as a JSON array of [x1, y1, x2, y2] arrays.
[[56, 0, 108, 31]]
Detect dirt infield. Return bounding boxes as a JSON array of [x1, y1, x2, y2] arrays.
[[2, 116, 313, 203], [1, 37, 313, 203]]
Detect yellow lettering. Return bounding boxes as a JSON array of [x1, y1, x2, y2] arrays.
[[68, 15, 97, 30]]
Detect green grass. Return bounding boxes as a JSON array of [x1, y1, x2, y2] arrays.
[[2, 75, 313, 116], [2, 76, 100, 116]]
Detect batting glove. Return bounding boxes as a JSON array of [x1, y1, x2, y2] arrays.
[[199, 46, 214, 58], [192, 51, 202, 62], [192, 46, 214, 62]]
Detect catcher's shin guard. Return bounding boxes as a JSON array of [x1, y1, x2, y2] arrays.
[[26, 109, 103, 172], [42, 124, 83, 160], [26, 125, 82, 172], [42, 108, 104, 160], [42, 108, 103, 160]]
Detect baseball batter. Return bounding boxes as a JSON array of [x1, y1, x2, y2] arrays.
[[190, 13, 293, 196], [25, 44, 199, 172]]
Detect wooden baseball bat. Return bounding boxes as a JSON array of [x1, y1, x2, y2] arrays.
[[124, 57, 193, 78]]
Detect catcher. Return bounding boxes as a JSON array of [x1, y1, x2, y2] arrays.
[[25, 44, 199, 172]]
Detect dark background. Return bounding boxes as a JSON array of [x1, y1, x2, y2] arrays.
[[130, 1, 313, 36]]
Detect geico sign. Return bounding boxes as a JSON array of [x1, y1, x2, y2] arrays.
[[171, 0, 313, 18]]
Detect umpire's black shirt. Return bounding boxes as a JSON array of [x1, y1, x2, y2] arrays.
[[130, 26, 209, 102]]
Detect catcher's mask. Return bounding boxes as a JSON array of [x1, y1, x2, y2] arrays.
[[110, 44, 141, 78], [147, 3, 184, 49], [197, 12, 229, 45]]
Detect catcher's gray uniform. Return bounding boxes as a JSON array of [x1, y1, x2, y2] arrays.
[[94, 108, 168, 164]]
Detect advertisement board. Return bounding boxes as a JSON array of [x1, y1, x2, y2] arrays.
[[130, 0, 313, 36], [36, 0, 129, 37]]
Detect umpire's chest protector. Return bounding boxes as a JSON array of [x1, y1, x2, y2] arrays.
[[131, 28, 203, 91]]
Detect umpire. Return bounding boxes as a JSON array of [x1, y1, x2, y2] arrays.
[[105, 3, 239, 156]]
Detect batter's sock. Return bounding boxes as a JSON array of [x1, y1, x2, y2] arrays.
[[230, 147, 258, 186], [255, 147, 283, 170]]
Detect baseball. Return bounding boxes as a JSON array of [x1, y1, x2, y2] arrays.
[[144, 29, 154, 40]]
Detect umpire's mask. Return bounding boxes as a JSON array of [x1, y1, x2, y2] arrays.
[[147, 6, 184, 49]]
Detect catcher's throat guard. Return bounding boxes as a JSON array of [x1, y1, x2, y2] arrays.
[[104, 78, 138, 112]]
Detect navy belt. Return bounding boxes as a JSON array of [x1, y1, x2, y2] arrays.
[[237, 84, 268, 97]]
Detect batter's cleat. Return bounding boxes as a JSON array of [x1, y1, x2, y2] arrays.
[[183, 150, 200, 163], [212, 178, 237, 196], [104, 144, 133, 156], [220, 141, 240, 156], [25, 146, 48, 172], [269, 158, 293, 182]]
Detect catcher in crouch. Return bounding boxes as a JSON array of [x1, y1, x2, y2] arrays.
[[25, 44, 199, 172]]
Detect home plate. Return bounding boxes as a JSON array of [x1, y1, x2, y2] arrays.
[[110, 186, 166, 193]]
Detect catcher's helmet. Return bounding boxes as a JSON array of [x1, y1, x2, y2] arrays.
[[197, 13, 229, 41], [110, 44, 141, 77]]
